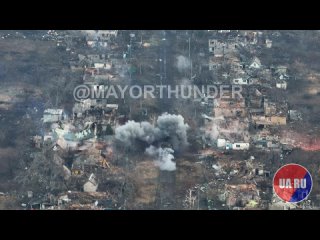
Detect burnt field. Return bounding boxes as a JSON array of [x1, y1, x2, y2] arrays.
[[0, 32, 72, 195]]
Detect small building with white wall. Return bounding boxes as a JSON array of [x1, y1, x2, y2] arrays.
[[43, 109, 64, 123], [232, 143, 250, 150], [276, 80, 287, 90], [217, 138, 226, 148], [249, 57, 261, 69], [265, 39, 272, 48]]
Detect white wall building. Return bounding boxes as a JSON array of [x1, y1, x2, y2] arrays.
[[276, 81, 287, 90], [249, 57, 262, 69], [232, 143, 250, 150], [217, 139, 226, 148], [43, 109, 64, 123]]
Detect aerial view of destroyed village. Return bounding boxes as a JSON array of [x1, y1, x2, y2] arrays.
[[1, 30, 320, 210]]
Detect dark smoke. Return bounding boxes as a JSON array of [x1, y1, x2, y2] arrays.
[[156, 113, 189, 150], [115, 113, 189, 171], [115, 120, 160, 146], [115, 113, 189, 151]]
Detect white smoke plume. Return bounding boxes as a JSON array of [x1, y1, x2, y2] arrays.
[[115, 113, 189, 171], [175, 55, 191, 72], [202, 115, 250, 143], [115, 113, 189, 151], [115, 120, 160, 145], [145, 145, 176, 171], [202, 116, 224, 141]]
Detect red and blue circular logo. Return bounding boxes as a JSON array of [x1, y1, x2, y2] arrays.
[[273, 164, 312, 203]]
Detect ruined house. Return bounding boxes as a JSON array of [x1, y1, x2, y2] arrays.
[[43, 109, 64, 123], [84, 174, 98, 193], [209, 39, 238, 58], [214, 95, 247, 118], [249, 57, 262, 69]]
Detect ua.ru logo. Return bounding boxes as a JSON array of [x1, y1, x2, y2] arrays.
[[273, 164, 312, 203]]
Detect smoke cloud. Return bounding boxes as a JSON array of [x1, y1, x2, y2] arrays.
[[115, 120, 160, 145], [176, 55, 191, 72], [115, 113, 189, 171], [202, 115, 250, 143], [115, 113, 189, 151], [157, 113, 189, 150], [145, 145, 176, 171]]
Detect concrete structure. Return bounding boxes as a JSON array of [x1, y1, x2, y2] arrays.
[[275, 66, 287, 75], [214, 97, 246, 118], [27, 191, 33, 198], [289, 110, 302, 121], [33, 135, 42, 148], [232, 143, 250, 150], [209, 39, 225, 57], [226, 142, 233, 150], [106, 104, 119, 110], [249, 57, 261, 69], [84, 174, 98, 192], [97, 30, 118, 39], [44, 133, 54, 142], [84, 30, 118, 46], [276, 80, 287, 90], [232, 78, 254, 85], [252, 115, 287, 126], [209, 56, 222, 70], [217, 139, 226, 148], [265, 39, 272, 48], [209, 39, 237, 57], [73, 99, 97, 118], [43, 109, 63, 123]]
